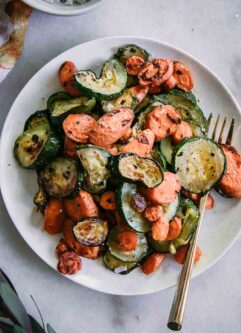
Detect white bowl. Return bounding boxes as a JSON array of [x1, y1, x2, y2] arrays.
[[22, 0, 104, 16], [0, 36, 241, 295]]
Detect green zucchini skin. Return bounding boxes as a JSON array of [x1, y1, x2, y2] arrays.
[[126, 74, 139, 88], [170, 88, 197, 105], [73, 59, 127, 101], [147, 198, 199, 254], [24, 110, 49, 131], [73, 217, 108, 246], [116, 182, 151, 233], [107, 225, 149, 262], [159, 136, 175, 166], [163, 194, 180, 222], [101, 89, 138, 113], [150, 144, 168, 170], [37, 157, 82, 199], [47, 91, 72, 110], [108, 153, 163, 189], [114, 44, 150, 64], [48, 94, 96, 127], [174, 137, 226, 194], [103, 249, 139, 275], [153, 91, 207, 133], [76, 144, 111, 194], [134, 96, 152, 114], [14, 125, 61, 170], [187, 120, 206, 137]]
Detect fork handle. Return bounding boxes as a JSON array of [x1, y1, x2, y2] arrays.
[[167, 194, 208, 331]]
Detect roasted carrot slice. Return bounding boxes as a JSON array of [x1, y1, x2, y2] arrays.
[[140, 171, 181, 205], [166, 217, 182, 240], [119, 127, 132, 143], [129, 85, 149, 103], [64, 190, 99, 221], [64, 136, 79, 159], [63, 114, 96, 143], [172, 120, 193, 144], [143, 205, 163, 222], [175, 245, 202, 264], [59, 61, 77, 87], [151, 216, 169, 241], [44, 199, 65, 234], [125, 56, 145, 76], [141, 253, 165, 275], [144, 105, 181, 141], [173, 61, 194, 92], [219, 144, 241, 198], [138, 58, 173, 87], [122, 129, 155, 157], [117, 229, 138, 251], [161, 75, 177, 92], [89, 107, 134, 148], [65, 78, 82, 97], [206, 193, 215, 209], [100, 192, 116, 210]]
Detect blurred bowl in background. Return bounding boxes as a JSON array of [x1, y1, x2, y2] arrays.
[[22, 0, 105, 16]]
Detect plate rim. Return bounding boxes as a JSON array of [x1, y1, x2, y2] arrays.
[[0, 35, 241, 296], [22, 0, 104, 16]]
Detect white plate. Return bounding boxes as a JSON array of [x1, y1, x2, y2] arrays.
[[22, 0, 104, 16], [0, 36, 241, 296]]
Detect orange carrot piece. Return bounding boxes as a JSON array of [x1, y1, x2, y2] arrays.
[[44, 199, 65, 234], [166, 217, 182, 240], [59, 61, 77, 87], [100, 192, 116, 210], [117, 229, 138, 251], [64, 190, 99, 221], [175, 245, 202, 265], [141, 253, 165, 275]]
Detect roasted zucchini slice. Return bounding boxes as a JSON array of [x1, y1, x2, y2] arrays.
[[154, 91, 207, 132], [48, 94, 96, 127], [150, 144, 167, 169], [187, 120, 206, 137], [76, 144, 111, 194], [73, 217, 108, 246], [107, 225, 148, 262], [108, 153, 163, 188], [174, 137, 226, 194], [14, 124, 61, 169], [117, 182, 151, 233], [170, 88, 197, 105], [37, 157, 82, 198], [134, 96, 151, 114], [101, 88, 138, 113], [147, 199, 199, 253], [114, 44, 150, 64], [74, 59, 127, 100], [163, 195, 180, 222], [24, 110, 49, 131], [160, 136, 175, 165], [103, 250, 138, 275]]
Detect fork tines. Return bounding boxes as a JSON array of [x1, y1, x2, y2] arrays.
[[208, 113, 235, 145]]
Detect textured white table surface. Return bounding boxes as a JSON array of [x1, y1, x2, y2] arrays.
[[0, 1, 241, 332]]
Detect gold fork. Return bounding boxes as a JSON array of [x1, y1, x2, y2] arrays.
[[167, 114, 235, 331]]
